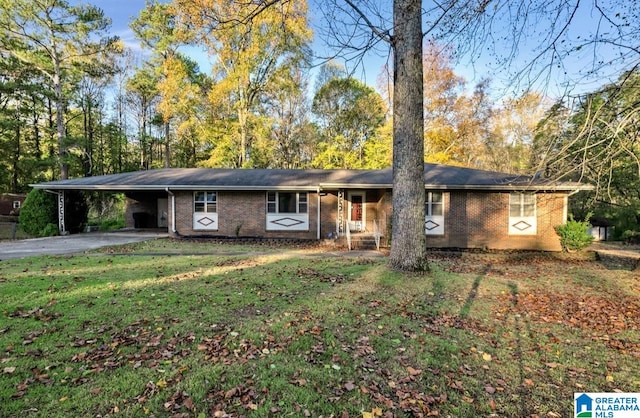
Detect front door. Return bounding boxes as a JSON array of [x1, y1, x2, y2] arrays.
[[348, 192, 365, 232]]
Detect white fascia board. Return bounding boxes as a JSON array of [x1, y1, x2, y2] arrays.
[[33, 184, 321, 192]]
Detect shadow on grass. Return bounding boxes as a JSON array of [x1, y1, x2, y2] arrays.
[[506, 281, 529, 416], [455, 266, 537, 416]]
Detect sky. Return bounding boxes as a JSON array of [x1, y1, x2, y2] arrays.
[[83, 0, 635, 100], [77, 0, 401, 92]]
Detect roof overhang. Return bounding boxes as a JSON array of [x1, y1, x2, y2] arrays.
[[33, 183, 594, 193], [29, 166, 595, 194]]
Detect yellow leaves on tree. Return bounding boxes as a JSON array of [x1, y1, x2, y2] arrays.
[[174, 0, 312, 167]]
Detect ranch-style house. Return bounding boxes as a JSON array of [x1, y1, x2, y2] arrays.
[[31, 163, 592, 251]]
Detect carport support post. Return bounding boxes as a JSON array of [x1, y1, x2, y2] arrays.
[[57, 190, 67, 235]]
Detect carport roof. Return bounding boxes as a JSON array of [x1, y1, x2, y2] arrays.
[[31, 164, 592, 192]]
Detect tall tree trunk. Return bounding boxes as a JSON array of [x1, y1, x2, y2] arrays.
[[32, 95, 41, 160], [238, 106, 248, 167], [52, 55, 68, 180], [12, 112, 20, 193], [164, 120, 170, 168], [388, 0, 429, 271]]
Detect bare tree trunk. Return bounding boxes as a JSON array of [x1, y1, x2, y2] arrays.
[[32, 95, 41, 160], [388, 0, 428, 271], [164, 120, 170, 168], [54, 73, 68, 180], [12, 112, 20, 193]]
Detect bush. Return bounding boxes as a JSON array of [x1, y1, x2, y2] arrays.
[[42, 223, 60, 237], [19, 189, 58, 237], [99, 216, 125, 231], [87, 192, 126, 231], [555, 214, 594, 252], [621, 230, 640, 244]]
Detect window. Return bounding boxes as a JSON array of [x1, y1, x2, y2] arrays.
[[193, 191, 218, 230], [509, 192, 536, 235], [425, 191, 445, 235], [194, 191, 217, 213], [509, 193, 535, 217], [12, 201, 21, 209], [426, 191, 443, 216], [266, 191, 310, 231], [267, 192, 307, 214]]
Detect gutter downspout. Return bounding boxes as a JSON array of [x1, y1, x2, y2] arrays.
[[165, 188, 176, 234], [564, 188, 586, 223], [317, 187, 321, 240]]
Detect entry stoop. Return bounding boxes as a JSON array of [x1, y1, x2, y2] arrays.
[[348, 232, 384, 251]]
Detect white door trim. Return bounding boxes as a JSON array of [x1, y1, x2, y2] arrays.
[[347, 191, 366, 232]]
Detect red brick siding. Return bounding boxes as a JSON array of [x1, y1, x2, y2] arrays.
[[125, 192, 163, 228], [320, 192, 338, 238], [168, 189, 566, 251], [426, 191, 564, 251], [172, 190, 319, 240]]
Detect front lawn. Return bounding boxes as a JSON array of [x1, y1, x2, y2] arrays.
[[1, 240, 638, 417]]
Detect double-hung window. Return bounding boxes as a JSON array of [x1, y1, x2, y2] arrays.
[[267, 192, 307, 214], [509, 192, 536, 235], [193, 191, 218, 230], [266, 191, 309, 231], [425, 191, 445, 235]]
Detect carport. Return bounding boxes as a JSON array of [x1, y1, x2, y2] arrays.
[[31, 177, 171, 235]]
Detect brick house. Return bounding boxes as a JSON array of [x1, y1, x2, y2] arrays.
[[31, 164, 592, 251]]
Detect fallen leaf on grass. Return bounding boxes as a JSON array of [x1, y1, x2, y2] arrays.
[[3, 366, 16, 374], [489, 398, 497, 410], [407, 366, 422, 376]]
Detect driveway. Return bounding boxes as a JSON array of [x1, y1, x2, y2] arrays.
[[0, 231, 168, 261]]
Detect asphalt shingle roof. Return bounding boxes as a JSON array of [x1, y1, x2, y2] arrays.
[[31, 164, 590, 192]]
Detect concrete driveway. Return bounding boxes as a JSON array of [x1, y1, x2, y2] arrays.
[[0, 231, 168, 261]]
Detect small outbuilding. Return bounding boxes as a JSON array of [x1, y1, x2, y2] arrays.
[[0, 193, 26, 216], [31, 164, 593, 251]]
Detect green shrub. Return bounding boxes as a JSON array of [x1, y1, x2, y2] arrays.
[[621, 230, 640, 244], [99, 216, 125, 231], [555, 214, 594, 251], [19, 189, 58, 237], [42, 223, 60, 237]]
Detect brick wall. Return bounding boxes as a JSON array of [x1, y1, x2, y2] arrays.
[[424, 191, 564, 251], [172, 190, 319, 240], [125, 192, 162, 228], [168, 189, 566, 251]]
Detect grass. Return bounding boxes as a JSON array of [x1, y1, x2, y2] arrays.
[[1, 240, 639, 417]]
